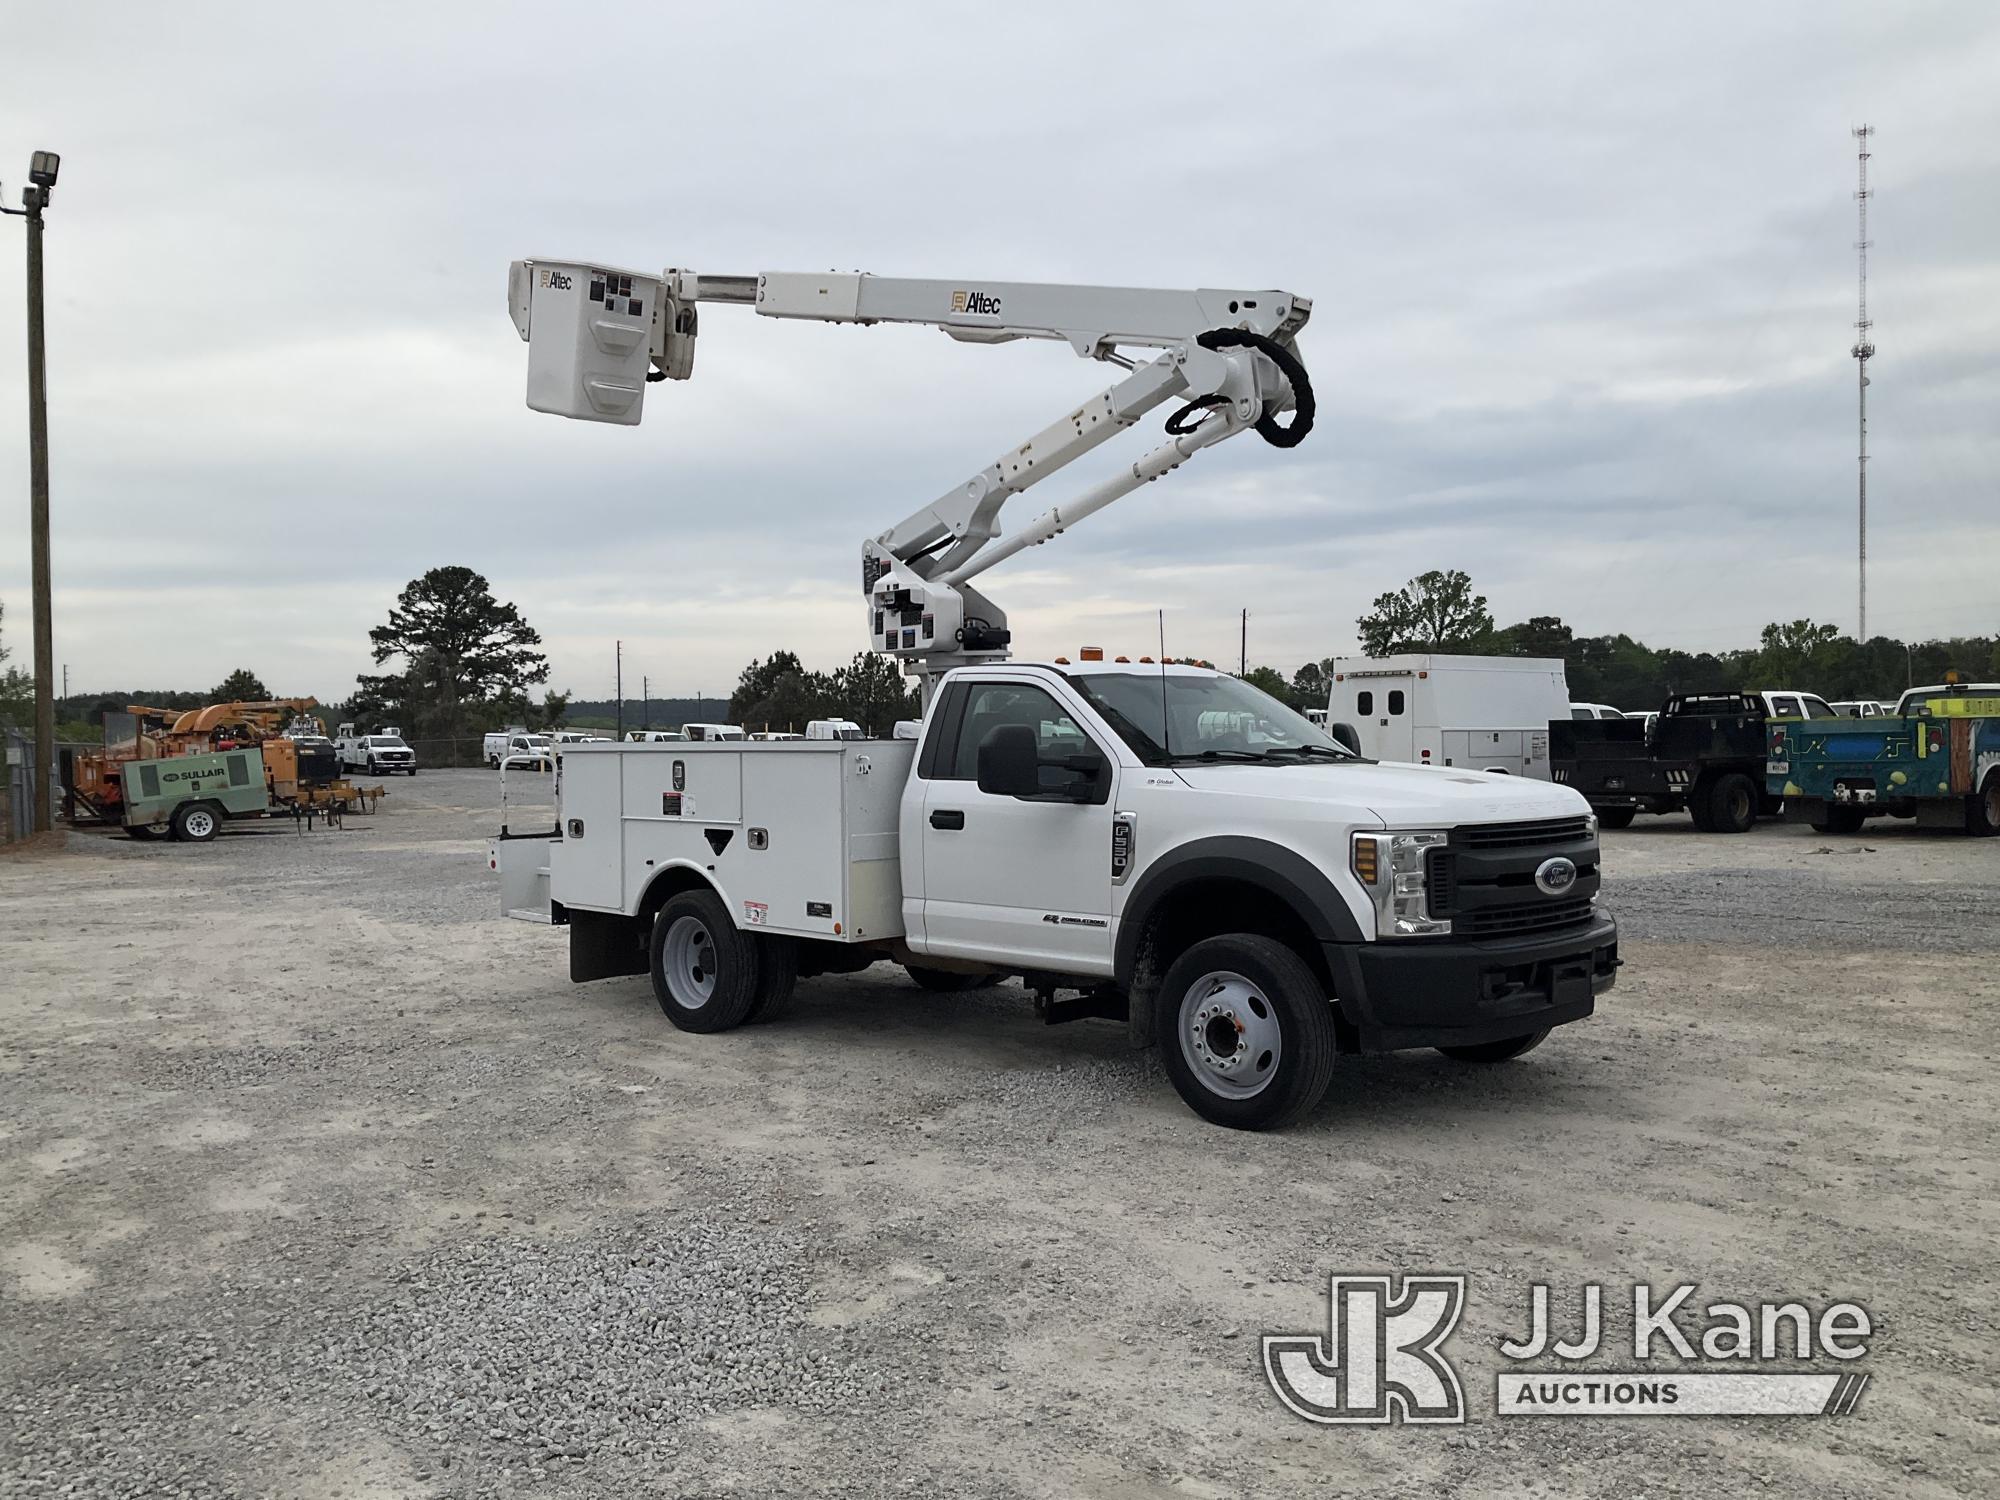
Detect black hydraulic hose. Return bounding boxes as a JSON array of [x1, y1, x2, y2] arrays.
[[1164, 327, 1316, 448]]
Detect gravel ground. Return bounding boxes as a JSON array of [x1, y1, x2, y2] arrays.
[[3, 771, 1995, 1498]]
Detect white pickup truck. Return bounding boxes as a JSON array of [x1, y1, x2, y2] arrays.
[[339, 731, 417, 775], [485, 730, 553, 769], [494, 661, 1618, 1129]]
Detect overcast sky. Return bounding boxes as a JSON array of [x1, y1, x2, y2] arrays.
[[2, 2, 1995, 706]]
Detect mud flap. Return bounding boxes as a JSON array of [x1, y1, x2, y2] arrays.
[[569, 907, 647, 983]]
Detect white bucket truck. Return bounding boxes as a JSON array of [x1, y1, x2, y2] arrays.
[[494, 258, 1618, 1129]]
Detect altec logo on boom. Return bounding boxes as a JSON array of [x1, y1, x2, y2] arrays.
[[950, 289, 1003, 316], [1264, 1276, 1874, 1424]]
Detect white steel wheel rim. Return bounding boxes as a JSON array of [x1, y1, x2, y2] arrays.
[[1179, 970, 1282, 1100], [183, 809, 216, 838], [662, 915, 720, 1010]]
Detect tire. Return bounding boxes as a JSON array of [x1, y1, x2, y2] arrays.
[[366, 758, 378, 776], [745, 935, 800, 1023], [905, 965, 987, 993], [1595, 807, 1637, 830], [1967, 777, 2000, 838], [407, 767, 418, 777], [1437, 1028, 1550, 1064], [1685, 785, 1714, 832], [649, 890, 761, 1033], [1155, 934, 1337, 1131], [1705, 772, 1757, 834], [170, 801, 221, 843], [1811, 804, 1867, 835], [126, 824, 161, 841]]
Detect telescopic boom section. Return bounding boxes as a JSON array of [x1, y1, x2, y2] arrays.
[[507, 261, 1314, 692]]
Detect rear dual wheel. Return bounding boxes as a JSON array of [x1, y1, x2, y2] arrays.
[[648, 890, 797, 1031], [1595, 807, 1637, 830], [1811, 804, 1868, 835], [1968, 777, 2000, 838]]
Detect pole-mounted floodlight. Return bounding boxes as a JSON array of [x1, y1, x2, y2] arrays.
[[3, 150, 59, 830]]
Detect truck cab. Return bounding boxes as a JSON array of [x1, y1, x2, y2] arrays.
[[498, 661, 1617, 1130]]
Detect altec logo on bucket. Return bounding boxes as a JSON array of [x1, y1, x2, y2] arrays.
[[1264, 1276, 1873, 1424]]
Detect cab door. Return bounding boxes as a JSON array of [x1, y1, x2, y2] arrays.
[[916, 678, 1116, 974]]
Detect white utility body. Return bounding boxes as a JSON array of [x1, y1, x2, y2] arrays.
[[1329, 655, 1569, 778], [495, 255, 1619, 1129]]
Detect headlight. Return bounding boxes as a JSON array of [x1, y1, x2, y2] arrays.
[[1351, 829, 1452, 938], [1584, 812, 1598, 836]]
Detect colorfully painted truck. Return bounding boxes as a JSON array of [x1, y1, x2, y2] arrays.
[[1767, 680, 2000, 835]]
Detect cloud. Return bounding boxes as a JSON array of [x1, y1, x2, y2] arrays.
[[0, 1, 1995, 703]]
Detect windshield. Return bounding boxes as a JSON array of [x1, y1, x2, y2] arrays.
[[372, 736, 408, 748], [1070, 672, 1358, 764]]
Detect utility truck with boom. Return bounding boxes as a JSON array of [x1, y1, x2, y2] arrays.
[[493, 258, 1619, 1128]]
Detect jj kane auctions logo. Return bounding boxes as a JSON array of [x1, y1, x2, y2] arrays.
[[1265, 1275, 1873, 1424]]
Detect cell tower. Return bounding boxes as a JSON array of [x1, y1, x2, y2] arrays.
[[1851, 124, 1875, 641]]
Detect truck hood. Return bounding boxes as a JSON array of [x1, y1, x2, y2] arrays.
[[1171, 760, 1588, 827]]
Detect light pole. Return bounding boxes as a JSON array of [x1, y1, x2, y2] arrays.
[[3, 150, 59, 832]]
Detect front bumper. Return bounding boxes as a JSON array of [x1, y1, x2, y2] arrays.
[[1325, 912, 1619, 1053]]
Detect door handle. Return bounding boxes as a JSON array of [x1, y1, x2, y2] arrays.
[[930, 809, 965, 830]]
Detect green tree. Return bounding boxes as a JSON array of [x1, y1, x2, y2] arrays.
[[210, 667, 270, 702], [1240, 665, 1295, 707], [1290, 656, 1338, 713], [1746, 619, 1842, 689], [747, 669, 831, 733], [1493, 615, 1573, 661], [360, 567, 548, 733], [1356, 569, 1495, 656], [728, 651, 806, 723], [828, 652, 919, 735], [0, 601, 32, 727]]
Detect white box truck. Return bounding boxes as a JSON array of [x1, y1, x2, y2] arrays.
[[1328, 655, 1570, 778]]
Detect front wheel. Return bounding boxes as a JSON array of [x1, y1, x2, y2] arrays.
[[1437, 1029, 1549, 1064], [366, 758, 378, 776], [649, 890, 761, 1033], [1595, 807, 1637, 830], [1155, 934, 1336, 1131]]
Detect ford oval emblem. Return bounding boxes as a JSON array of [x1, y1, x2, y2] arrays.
[[1534, 856, 1578, 896]]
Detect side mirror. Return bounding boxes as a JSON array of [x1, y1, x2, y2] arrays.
[[976, 724, 1041, 798], [1328, 721, 1362, 755]]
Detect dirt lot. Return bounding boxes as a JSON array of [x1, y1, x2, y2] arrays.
[[3, 770, 1995, 1498]]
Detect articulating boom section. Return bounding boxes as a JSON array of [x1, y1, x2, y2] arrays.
[[508, 262, 1314, 692]]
